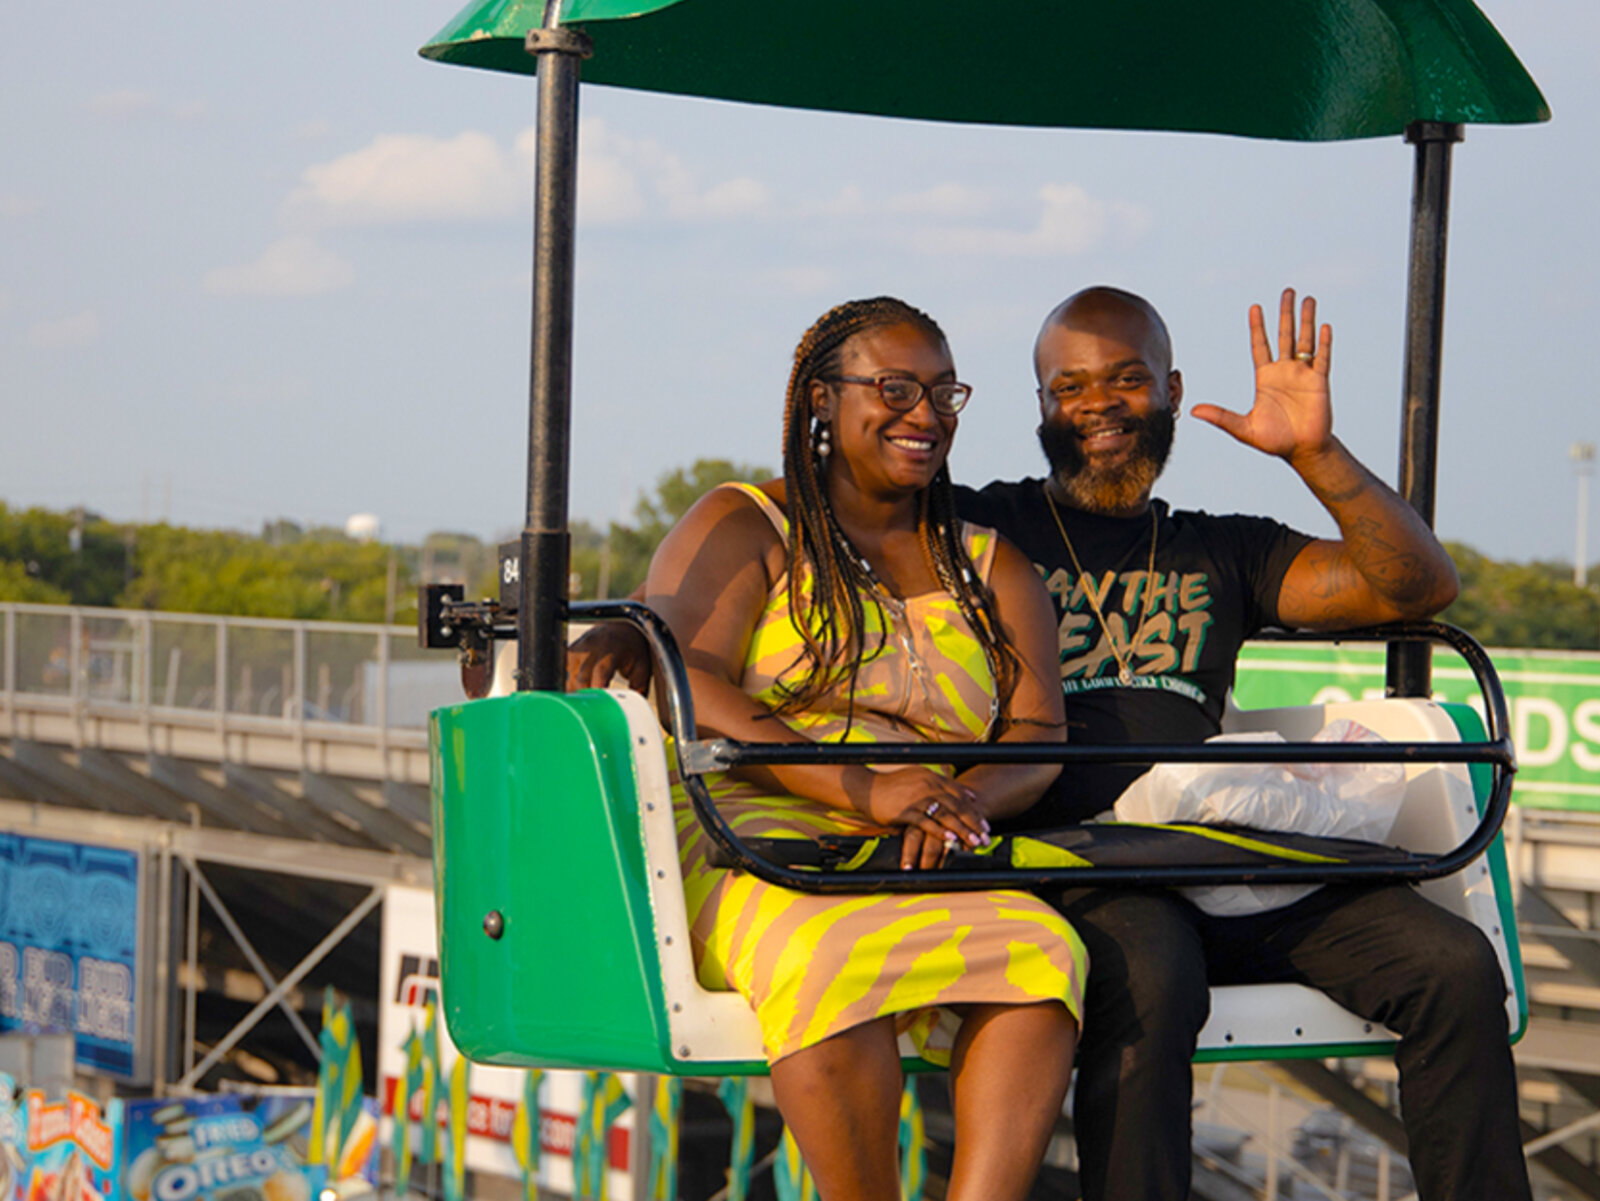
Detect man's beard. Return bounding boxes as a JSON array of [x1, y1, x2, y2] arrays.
[[1038, 407, 1175, 514]]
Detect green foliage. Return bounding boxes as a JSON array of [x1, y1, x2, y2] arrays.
[[16, 481, 1594, 653], [0, 503, 130, 605], [118, 524, 413, 623], [1441, 543, 1600, 651], [0, 558, 69, 603], [569, 459, 774, 600]]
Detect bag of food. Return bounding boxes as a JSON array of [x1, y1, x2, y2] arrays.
[[1112, 719, 1408, 916]]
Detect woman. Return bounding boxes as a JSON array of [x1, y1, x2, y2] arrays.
[[646, 297, 1086, 1201]]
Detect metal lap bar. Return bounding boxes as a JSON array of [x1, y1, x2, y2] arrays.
[[568, 604, 1515, 894]]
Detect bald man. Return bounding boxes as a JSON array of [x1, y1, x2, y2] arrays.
[[953, 286, 1527, 1201]]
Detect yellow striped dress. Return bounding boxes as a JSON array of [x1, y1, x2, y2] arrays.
[[674, 483, 1087, 1066]]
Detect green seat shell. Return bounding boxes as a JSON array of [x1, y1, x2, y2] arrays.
[[430, 690, 1524, 1072]]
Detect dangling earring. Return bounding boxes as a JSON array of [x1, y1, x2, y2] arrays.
[[814, 420, 832, 462]]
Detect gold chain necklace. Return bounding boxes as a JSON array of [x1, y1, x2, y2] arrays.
[[1043, 487, 1161, 686]]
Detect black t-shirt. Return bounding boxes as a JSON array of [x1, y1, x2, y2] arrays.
[[954, 478, 1315, 828]]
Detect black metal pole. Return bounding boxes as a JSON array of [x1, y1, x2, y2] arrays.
[[516, 8, 592, 691], [1387, 121, 1462, 699]]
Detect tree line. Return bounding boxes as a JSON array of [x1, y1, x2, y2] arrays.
[[4, 468, 1598, 651]]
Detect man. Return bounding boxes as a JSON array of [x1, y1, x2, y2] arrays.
[[569, 286, 1529, 1201], [953, 285, 1527, 1201]]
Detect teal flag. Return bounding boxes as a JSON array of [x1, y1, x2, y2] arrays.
[[898, 1084, 925, 1201], [511, 1068, 546, 1201], [647, 1077, 681, 1201], [716, 1078, 755, 1201], [773, 1126, 816, 1201], [336, 996, 365, 1156], [441, 1055, 470, 1201], [418, 998, 441, 1164], [575, 1072, 632, 1201], [393, 1026, 423, 1195], [311, 986, 351, 1167]]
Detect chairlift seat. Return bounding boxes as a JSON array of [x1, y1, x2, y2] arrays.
[[429, 690, 1523, 1074]]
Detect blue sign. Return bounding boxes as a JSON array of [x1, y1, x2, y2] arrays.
[[120, 1092, 377, 1201], [121, 1094, 313, 1201], [0, 834, 142, 1077]]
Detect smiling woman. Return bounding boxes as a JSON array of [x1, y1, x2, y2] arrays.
[[639, 296, 1087, 1201]]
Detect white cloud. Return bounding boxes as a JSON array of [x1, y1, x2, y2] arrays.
[[901, 184, 1149, 257], [276, 120, 773, 232], [204, 237, 354, 297], [87, 89, 158, 118], [576, 118, 772, 225], [284, 132, 524, 228], [817, 185, 871, 218], [885, 183, 994, 219], [292, 118, 335, 142], [28, 310, 100, 350], [564, 124, 645, 225], [762, 266, 835, 296], [86, 90, 203, 121], [0, 194, 42, 219], [694, 177, 771, 219]]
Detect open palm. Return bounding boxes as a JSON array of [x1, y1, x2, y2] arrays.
[[1190, 288, 1334, 464]]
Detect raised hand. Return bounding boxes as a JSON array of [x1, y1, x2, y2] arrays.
[[1189, 288, 1334, 466]]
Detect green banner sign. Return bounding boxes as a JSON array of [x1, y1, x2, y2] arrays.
[[1234, 644, 1600, 813]]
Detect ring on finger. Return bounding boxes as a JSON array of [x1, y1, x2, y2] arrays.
[[926, 801, 940, 817], [1295, 350, 1314, 363]]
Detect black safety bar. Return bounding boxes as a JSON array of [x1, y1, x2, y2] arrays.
[[571, 601, 1515, 894]]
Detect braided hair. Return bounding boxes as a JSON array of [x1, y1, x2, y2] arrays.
[[774, 297, 1021, 734]]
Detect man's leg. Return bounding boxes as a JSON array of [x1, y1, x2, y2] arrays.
[[1200, 885, 1530, 1201], [1053, 889, 1210, 1201]]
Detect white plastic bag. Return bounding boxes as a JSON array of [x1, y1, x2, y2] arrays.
[[1112, 719, 1408, 916]]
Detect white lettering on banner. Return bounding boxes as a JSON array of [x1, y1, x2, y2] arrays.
[[194, 1117, 260, 1149], [152, 1150, 279, 1201], [1515, 697, 1570, 768], [76, 958, 133, 1041], [22, 948, 74, 1028], [0, 943, 18, 1019], [1573, 700, 1600, 773], [1472, 696, 1600, 779]]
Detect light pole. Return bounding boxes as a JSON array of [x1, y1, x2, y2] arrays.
[[1574, 442, 1596, 587]]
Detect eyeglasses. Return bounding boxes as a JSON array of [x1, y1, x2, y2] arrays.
[[826, 375, 973, 416]]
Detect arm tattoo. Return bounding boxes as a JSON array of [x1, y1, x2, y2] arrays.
[[1344, 516, 1431, 605]]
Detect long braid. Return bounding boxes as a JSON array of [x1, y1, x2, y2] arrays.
[[774, 297, 1022, 735]]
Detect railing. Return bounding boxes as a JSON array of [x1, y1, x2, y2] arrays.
[[0, 603, 459, 778]]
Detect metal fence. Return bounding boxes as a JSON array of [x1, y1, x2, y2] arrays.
[[0, 602, 460, 759]]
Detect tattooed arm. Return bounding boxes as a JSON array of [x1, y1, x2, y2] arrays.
[[1271, 441, 1459, 628], [1189, 288, 1458, 629]]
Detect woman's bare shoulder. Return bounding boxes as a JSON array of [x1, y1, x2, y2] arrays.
[[651, 481, 787, 590]]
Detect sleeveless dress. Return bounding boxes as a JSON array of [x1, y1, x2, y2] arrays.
[[673, 483, 1087, 1065]]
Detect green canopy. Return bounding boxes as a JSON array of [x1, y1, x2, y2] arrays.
[[421, 0, 1548, 141]]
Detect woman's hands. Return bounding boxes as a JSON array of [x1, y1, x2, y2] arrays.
[[862, 767, 993, 870]]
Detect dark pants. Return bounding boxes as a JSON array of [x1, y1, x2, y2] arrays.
[[1054, 885, 1530, 1201]]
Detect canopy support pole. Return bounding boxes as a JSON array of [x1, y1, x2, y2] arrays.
[[1387, 121, 1463, 700], [517, 6, 593, 692]]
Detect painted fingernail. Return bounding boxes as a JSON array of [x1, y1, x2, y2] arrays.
[[967, 833, 982, 846]]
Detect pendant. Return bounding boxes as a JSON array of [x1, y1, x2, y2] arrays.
[[1118, 665, 1134, 686]]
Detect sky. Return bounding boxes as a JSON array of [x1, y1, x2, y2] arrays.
[[3, 2, 1596, 566]]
